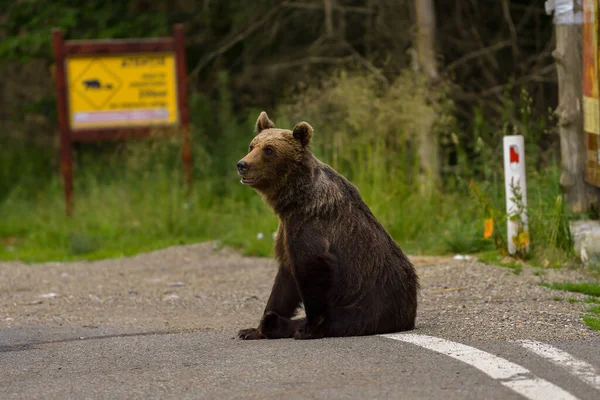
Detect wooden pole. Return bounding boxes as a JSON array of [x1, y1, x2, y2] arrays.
[[414, 0, 439, 83], [554, 0, 600, 212], [174, 24, 193, 192], [583, 0, 600, 190], [414, 0, 440, 194], [52, 29, 74, 216]]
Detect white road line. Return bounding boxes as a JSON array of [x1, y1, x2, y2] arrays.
[[517, 340, 600, 392], [381, 333, 579, 400]]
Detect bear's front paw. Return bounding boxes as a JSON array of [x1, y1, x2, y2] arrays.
[[260, 311, 281, 331], [237, 327, 265, 340]]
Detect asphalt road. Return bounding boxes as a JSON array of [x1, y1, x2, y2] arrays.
[[1, 243, 599, 399], [2, 327, 599, 399]]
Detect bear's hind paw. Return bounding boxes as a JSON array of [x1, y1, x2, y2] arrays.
[[293, 327, 325, 340], [237, 327, 265, 340]]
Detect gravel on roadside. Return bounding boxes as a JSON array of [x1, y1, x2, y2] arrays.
[[0, 242, 598, 341]]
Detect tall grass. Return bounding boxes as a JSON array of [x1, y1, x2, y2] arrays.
[[0, 70, 580, 265]]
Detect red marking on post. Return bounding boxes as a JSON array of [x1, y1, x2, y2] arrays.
[[510, 146, 519, 164]]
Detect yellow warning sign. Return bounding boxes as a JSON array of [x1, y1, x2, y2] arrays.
[[66, 53, 178, 129]]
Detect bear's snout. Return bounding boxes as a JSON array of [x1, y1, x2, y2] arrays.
[[237, 160, 249, 175]]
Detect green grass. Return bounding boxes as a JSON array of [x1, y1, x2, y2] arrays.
[[0, 176, 279, 262], [477, 250, 523, 275], [0, 129, 279, 262], [539, 282, 600, 297], [0, 147, 579, 263], [584, 297, 600, 304], [584, 306, 600, 331], [553, 297, 600, 304], [589, 305, 600, 315], [583, 316, 600, 330], [0, 112, 486, 262], [539, 281, 600, 331], [0, 79, 583, 265]]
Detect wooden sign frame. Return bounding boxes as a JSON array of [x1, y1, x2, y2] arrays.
[[583, 0, 600, 188], [52, 24, 193, 215]]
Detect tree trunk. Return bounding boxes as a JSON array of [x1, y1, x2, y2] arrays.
[[324, 0, 334, 38], [415, 0, 439, 83], [554, 23, 600, 212], [414, 0, 440, 193]]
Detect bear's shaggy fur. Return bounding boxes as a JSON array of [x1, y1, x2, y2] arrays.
[[236, 112, 419, 340]]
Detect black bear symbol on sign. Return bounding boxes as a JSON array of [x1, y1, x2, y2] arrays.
[[82, 79, 113, 90]]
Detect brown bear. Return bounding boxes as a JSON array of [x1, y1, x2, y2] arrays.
[[236, 111, 419, 340]]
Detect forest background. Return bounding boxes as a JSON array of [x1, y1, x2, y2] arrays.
[[0, 0, 594, 267]]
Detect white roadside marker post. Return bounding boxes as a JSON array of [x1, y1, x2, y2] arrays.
[[503, 135, 529, 255]]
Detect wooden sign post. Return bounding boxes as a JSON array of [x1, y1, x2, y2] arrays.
[[52, 24, 192, 215], [583, 0, 600, 188]]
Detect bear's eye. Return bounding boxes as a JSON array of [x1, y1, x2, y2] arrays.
[[248, 145, 254, 153], [263, 147, 274, 155]]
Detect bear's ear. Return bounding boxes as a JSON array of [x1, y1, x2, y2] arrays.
[[255, 111, 275, 134], [292, 122, 313, 147]]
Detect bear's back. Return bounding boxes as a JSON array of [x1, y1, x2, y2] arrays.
[[313, 163, 418, 334]]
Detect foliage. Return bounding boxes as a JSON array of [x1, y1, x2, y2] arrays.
[[0, 69, 581, 268], [0, 1, 587, 266], [276, 70, 455, 187], [1, 1, 558, 148], [0, 0, 169, 61], [0, 119, 278, 261], [539, 282, 600, 297]]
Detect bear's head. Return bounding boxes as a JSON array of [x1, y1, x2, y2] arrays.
[[236, 111, 313, 193]]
